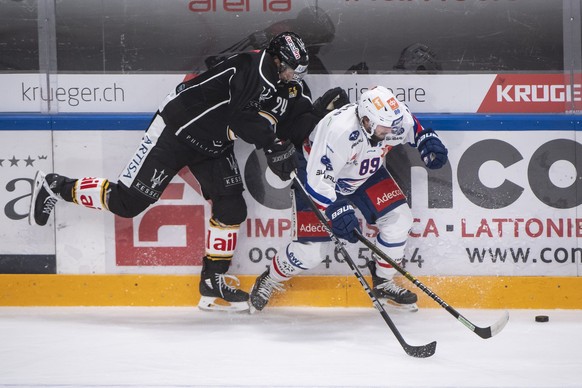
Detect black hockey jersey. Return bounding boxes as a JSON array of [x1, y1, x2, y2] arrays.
[[257, 81, 321, 148], [159, 50, 280, 151]]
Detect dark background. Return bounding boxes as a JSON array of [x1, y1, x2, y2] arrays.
[[0, 0, 569, 73]]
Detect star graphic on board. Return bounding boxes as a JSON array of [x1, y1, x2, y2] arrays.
[[9, 156, 19, 167], [24, 155, 35, 167]]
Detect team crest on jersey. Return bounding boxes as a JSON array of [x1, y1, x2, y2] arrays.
[[288, 85, 298, 98], [321, 155, 333, 171], [349, 130, 360, 141]]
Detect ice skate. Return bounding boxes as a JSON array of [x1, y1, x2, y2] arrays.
[[198, 257, 249, 312], [248, 268, 284, 314], [368, 261, 418, 312], [198, 274, 249, 312], [29, 171, 66, 226]]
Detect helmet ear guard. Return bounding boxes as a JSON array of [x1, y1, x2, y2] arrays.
[[357, 86, 404, 139]]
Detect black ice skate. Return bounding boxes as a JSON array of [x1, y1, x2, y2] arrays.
[[368, 261, 418, 312], [249, 268, 284, 314], [29, 171, 66, 226], [198, 257, 249, 312]]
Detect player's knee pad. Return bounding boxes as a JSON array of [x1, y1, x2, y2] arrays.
[[106, 182, 150, 218], [375, 204, 413, 264], [272, 241, 327, 279], [376, 204, 413, 243], [211, 194, 247, 226]]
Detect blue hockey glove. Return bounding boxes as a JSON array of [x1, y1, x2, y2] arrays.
[[325, 200, 360, 243], [415, 128, 448, 169]]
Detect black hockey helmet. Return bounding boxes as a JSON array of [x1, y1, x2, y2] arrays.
[[267, 32, 309, 81], [393, 43, 442, 72]]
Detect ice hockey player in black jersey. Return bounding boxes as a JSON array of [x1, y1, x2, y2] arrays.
[[29, 32, 310, 312]]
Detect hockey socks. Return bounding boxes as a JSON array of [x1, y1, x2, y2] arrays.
[[72, 177, 110, 210]]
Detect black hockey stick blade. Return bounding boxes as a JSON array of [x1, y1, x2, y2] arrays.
[[448, 306, 509, 339], [355, 230, 510, 339], [405, 340, 437, 358], [352, 254, 437, 358], [472, 310, 510, 339]]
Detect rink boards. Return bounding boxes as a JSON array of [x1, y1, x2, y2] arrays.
[[1, 70, 582, 308], [0, 274, 581, 309], [0, 112, 581, 308]]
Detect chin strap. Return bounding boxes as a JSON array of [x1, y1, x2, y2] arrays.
[[358, 115, 375, 141]]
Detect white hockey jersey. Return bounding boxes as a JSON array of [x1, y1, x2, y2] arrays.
[[303, 102, 422, 208]]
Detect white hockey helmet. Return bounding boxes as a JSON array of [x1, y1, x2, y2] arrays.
[[357, 86, 404, 139]]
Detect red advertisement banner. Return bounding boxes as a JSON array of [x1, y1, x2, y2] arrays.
[[478, 73, 582, 113]]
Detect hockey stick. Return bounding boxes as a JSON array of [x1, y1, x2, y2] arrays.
[[291, 172, 436, 358], [354, 231, 509, 339]]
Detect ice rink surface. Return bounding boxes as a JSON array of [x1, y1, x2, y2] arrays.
[[0, 306, 580, 388]]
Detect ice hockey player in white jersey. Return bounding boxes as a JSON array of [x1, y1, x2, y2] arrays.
[[249, 85, 448, 312]]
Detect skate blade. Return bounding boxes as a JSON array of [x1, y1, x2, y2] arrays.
[[248, 301, 267, 315], [197, 296, 249, 312], [381, 299, 419, 313], [28, 170, 46, 226]]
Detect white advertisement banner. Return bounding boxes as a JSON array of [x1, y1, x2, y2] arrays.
[[306, 74, 496, 113], [0, 131, 55, 255], [2, 128, 579, 276], [2, 74, 183, 113], [2, 73, 581, 114]]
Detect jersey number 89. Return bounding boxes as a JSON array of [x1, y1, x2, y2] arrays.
[[359, 157, 381, 175]]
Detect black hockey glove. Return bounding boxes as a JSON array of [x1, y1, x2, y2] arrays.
[[325, 200, 360, 244], [313, 87, 349, 118], [264, 140, 297, 181], [415, 128, 448, 169]]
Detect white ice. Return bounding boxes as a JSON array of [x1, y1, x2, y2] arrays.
[[0, 307, 580, 388]]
